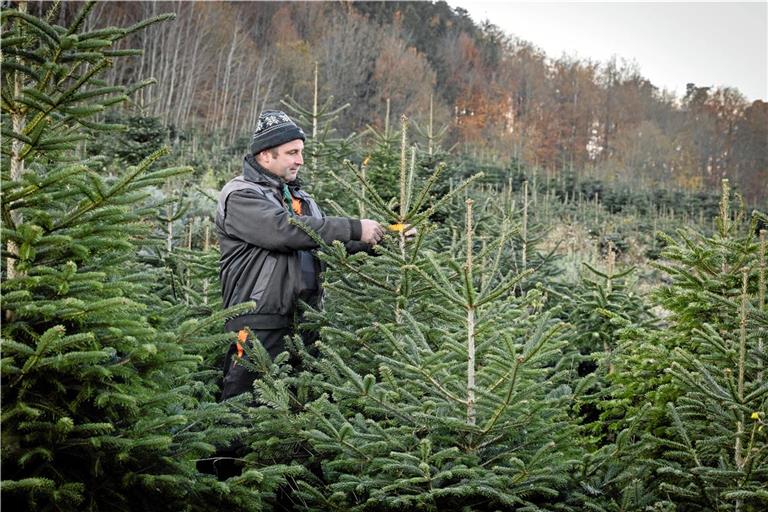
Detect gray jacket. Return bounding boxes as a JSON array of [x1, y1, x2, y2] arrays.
[[216, 156, 364, 329]]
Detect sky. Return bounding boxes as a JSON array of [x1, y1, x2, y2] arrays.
[[446, 1, 767, 102]]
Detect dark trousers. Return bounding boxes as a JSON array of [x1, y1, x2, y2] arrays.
[[208, 321, 319, 482], [204, 323, 304, 480], [220, 327, 291, 400]]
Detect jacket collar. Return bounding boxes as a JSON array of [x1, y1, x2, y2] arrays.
[[243, 154, 303, 191]]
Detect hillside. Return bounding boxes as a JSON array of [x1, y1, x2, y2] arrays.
[[35, 0, 768, 204]]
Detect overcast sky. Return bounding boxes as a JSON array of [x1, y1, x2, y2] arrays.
[[446, 1, 767, 102]]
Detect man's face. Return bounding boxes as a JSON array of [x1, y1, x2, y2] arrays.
[[259, 139, 304, 182]]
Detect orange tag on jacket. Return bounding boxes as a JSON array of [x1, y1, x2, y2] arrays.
[[291, 196, 302, 215]]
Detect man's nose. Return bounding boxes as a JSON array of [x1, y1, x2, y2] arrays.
[[295, 153, 303, 165]]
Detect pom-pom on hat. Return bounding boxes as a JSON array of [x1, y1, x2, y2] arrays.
[[249, 110, 306, 155]]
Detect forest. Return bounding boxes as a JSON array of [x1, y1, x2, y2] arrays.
[[1, 1, 767, 511], [30, 0, 768, 205]]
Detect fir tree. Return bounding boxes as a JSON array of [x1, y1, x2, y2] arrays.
[[235, 117, 580, 510], [571, 181, 768, 511], [554, 253, 664, 512], [554, 247, 657, 440], [0, 3, 291, 510], [308, 115, 481, 373], [641, 181, 768, 511]]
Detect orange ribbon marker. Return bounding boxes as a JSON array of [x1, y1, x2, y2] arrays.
[[291, 196, 302, 215], [236, 329, 248, 359], [387, 223, 406, 232]]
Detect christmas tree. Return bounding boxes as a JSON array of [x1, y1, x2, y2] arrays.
[[0, 3, 292, 510], [232, 117, 581, 510], [571, 181, 767, 511], [642, 181, 767, 510]]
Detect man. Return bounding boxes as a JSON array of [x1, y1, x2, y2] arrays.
[[215, 110, 384, 400]]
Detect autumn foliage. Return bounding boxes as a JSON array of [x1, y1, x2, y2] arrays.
[[53, 1, 767, 202]]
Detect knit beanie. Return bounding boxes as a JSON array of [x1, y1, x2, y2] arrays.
[[249, 110, 306, 155]]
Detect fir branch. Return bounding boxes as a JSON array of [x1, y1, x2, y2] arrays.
[[321, 246, 396, 292], [53, 148, 169, 230], [407, 162, 447, 217], [122, 13, 176, 38], [1, 10, 60, 48], [407, 173, 484, 227], [375, 322, 467, 406], [332, 164, 392, 219], [476, 269, 534, 307]]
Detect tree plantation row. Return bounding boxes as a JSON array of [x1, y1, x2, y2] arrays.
[[1, 4, 766, 512]]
